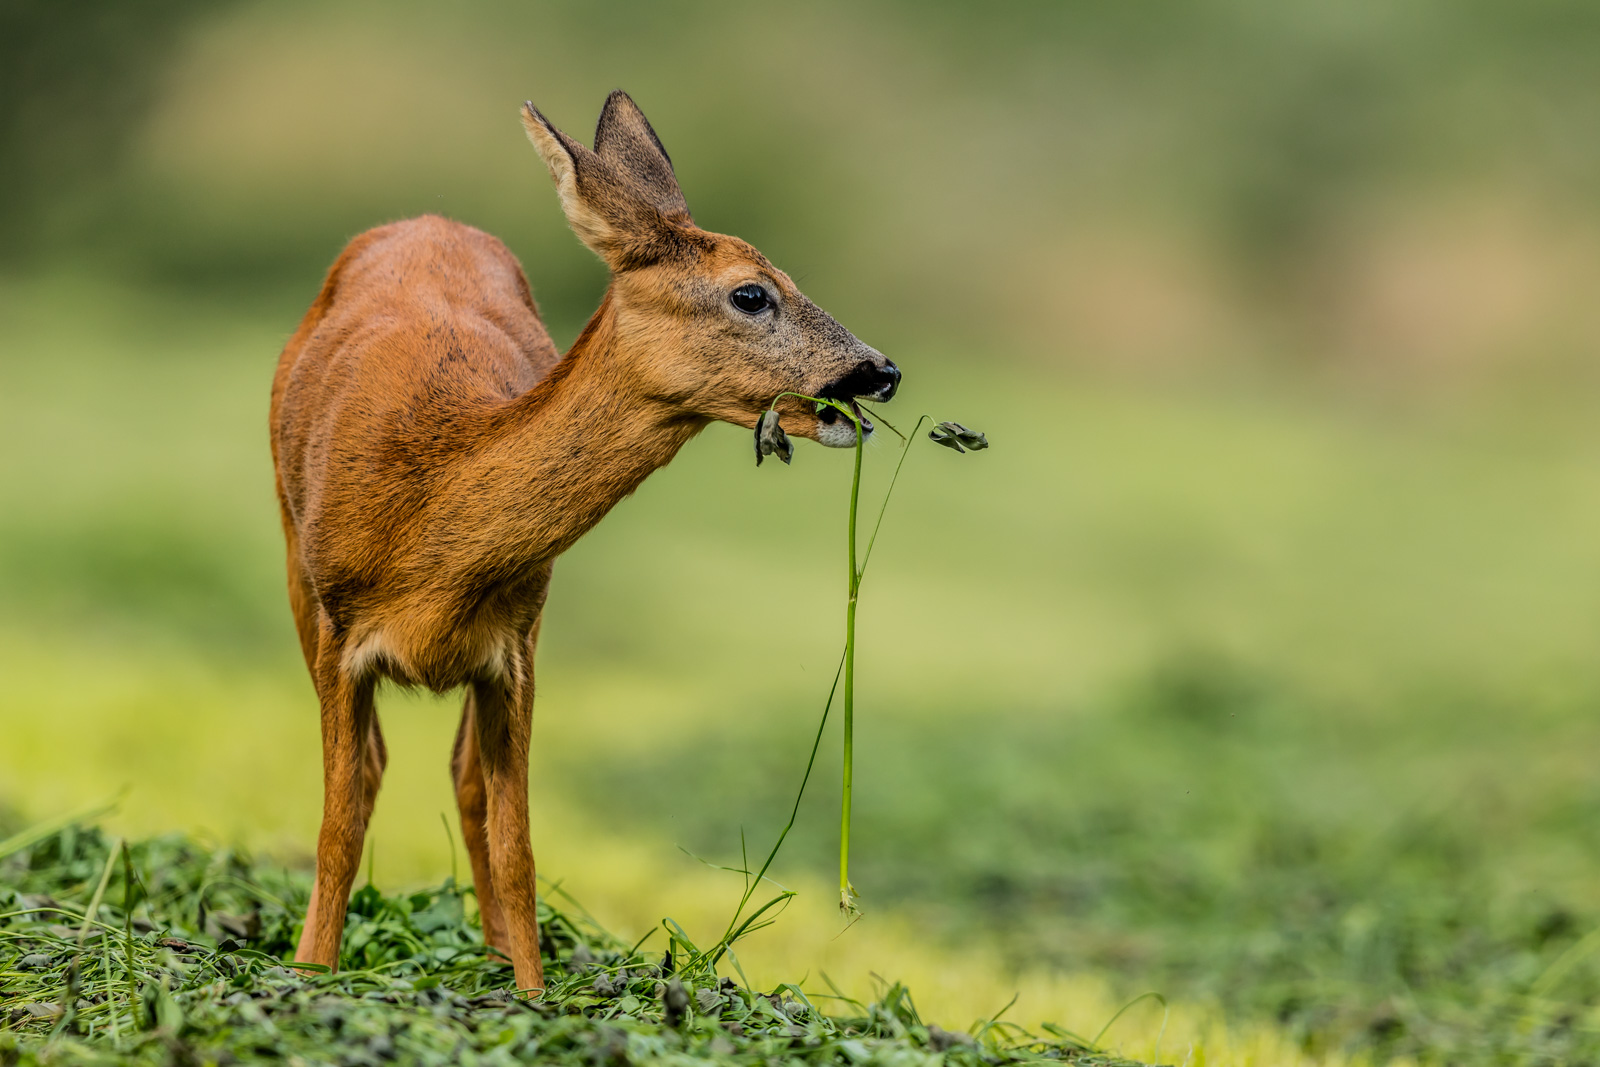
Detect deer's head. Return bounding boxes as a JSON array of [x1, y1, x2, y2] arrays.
[[522, 91, 899, 447]]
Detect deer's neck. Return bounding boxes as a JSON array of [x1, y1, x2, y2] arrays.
[[479, 294, 706, 563]]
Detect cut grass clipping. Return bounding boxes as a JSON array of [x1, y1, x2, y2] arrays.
[[0, 818, 1145, 1066], [756, 398, 988, 916]]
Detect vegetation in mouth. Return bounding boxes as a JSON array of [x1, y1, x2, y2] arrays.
[[753, 394, 988, 919], [813, 399, 874, 433]]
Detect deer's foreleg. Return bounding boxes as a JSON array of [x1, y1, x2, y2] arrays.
[[295, 616, 381, 973], [472, 636, 544, 994], [451, 688, 510, 955]]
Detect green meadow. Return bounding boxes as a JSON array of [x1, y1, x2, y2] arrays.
[[8, 268, 1600, 1062]]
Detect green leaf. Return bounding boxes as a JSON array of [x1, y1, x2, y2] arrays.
[[928, 421, 987, 452]]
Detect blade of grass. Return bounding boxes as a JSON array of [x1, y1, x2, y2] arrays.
[[0, 798, 120, 862], [858, 414, 933, 579], [973, 992, 1019, 1044], [1092, 992, 1169, 1050], [121, 843, 139, 1031], [52, 839, 123, 1041], [440, 812, 458, 887], [706, 648, 845, 965], [77, 837, 122, 946]]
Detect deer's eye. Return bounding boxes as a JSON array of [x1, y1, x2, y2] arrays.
[[730, 284, 771, 315]]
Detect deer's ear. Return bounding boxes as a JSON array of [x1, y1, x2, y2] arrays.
[[522, 101, 676, 268], [592, 90, 691, 223]]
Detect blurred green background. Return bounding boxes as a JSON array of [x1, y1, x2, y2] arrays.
[[7, 1, 1600, 1062]]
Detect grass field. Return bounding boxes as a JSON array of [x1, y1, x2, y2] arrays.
[[6, 269, 1600, 1064], [1, 822, 1165, 1067]]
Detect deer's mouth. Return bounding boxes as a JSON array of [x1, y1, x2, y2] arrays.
[[815, 359, 901, 437], [816, 397, 875, 435]]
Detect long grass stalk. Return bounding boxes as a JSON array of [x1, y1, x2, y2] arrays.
[[751, 396, 955, 920], [839, 414, 863, 913]]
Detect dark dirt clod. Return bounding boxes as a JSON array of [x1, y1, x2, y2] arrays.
[[929, 1023, 977, 1051], [662, 977, 689, 1028]]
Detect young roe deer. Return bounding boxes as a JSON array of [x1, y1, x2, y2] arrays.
[[268, 90, 900, 992]]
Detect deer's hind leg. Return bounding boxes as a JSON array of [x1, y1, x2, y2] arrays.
[[362, 710, 387, 824], [452, 688, 510, 956], [294, 613, 384, 973]]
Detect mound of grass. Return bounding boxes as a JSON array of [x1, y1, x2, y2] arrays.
[[0, 820, 1147, 1067]]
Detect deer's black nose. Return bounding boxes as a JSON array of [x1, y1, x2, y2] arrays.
[[873, 360, 901, 402], [821, 357, 902, 404]]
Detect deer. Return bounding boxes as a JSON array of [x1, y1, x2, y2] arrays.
[[268, 90, 901, 993]]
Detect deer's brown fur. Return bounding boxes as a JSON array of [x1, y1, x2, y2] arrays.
[[269, 90, 899, 992]]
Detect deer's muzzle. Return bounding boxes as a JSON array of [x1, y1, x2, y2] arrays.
[[821, 358, 900, 405]]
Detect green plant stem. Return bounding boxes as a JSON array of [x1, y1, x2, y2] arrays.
[[752, 395, 934, 919], [758, 395, 934, 917], [839, 416, 864, 914], [859, 413, 932, 578]]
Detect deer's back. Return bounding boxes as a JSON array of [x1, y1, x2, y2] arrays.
[[270, 215, 560, 629]]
